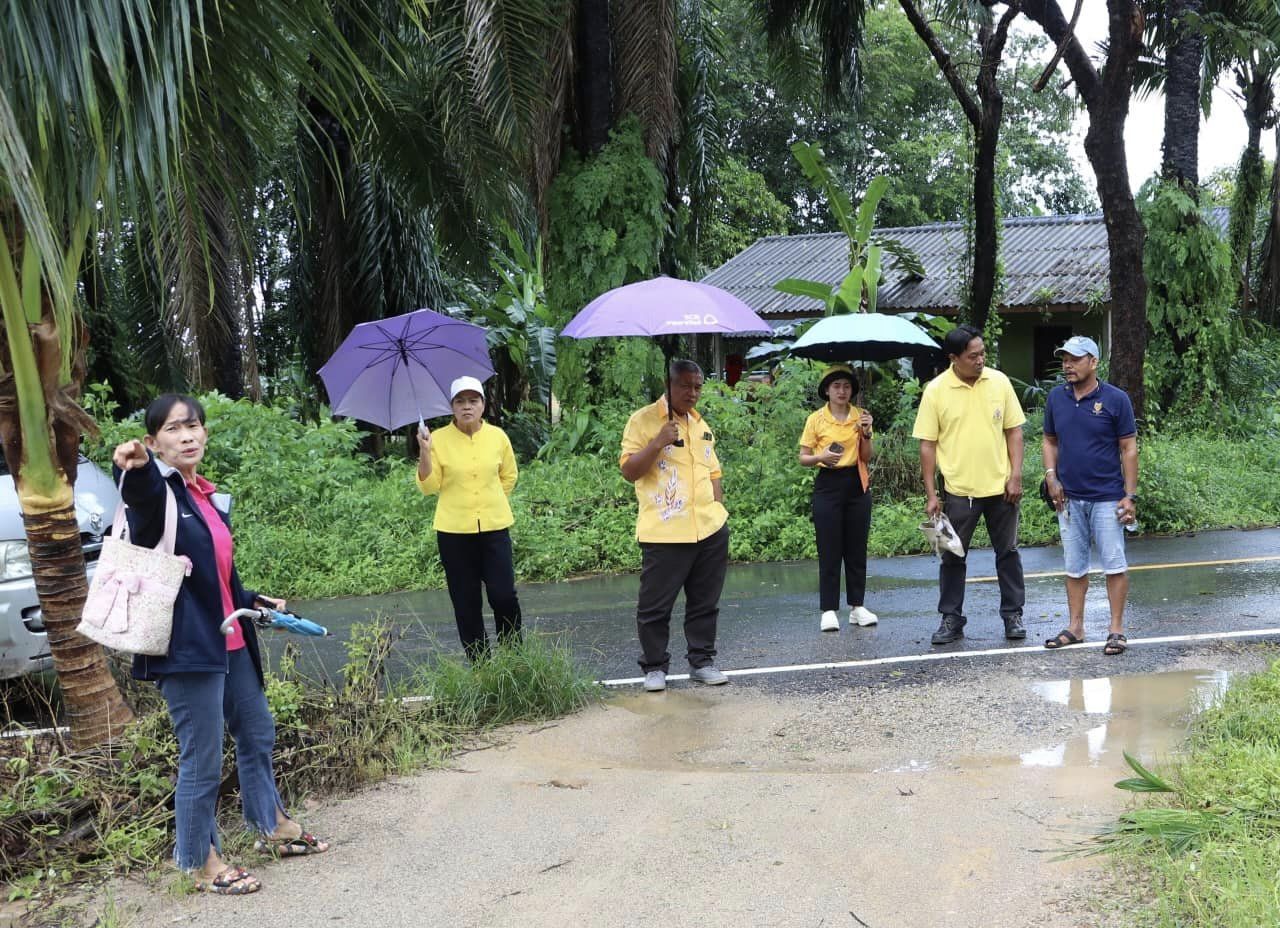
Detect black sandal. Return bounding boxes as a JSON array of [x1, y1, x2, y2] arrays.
[[1044, 629, 1084, 649], [1104, 633, 1128, 655]]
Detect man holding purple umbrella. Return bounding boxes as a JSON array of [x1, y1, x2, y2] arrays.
[[620, 359, 730, 692]]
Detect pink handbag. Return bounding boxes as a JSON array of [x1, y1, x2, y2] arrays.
[[77, 477, 192, 656]]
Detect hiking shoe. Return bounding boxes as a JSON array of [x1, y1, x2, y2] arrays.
[[643, 670, 666, 692], [850, 606, 878, 627], [690, 665, 729, 685], [1003, 614, 1027, 640], [930, 614, 966, 645], [820, 610, 840, 632]]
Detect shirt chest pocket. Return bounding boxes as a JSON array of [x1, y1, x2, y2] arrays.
[[693, 433, 716, 470]]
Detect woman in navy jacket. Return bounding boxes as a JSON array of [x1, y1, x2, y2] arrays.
[[114, 394, 328, 895]]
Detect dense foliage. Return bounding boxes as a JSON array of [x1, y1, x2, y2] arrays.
[[85, 363, 1280, 601]]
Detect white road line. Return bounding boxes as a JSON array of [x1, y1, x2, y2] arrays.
[[600, 626, 1280, 687]]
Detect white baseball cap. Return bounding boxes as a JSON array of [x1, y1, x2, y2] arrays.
[[449, 376, 485, 401], [1054, 335, 1100, 359]]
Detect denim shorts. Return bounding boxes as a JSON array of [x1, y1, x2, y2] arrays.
[[1057, 498, 1128, 578]]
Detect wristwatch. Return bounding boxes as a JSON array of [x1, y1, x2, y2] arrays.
[[1125, 493, 1138, 501]]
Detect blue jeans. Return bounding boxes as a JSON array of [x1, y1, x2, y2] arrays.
[[159, 647, 286, 870], [1057, 498, 1128, 578]]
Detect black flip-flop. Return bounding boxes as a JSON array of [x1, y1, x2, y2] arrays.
[[1044, 629, 1084, 649], [1104, 633, 1128, 655]]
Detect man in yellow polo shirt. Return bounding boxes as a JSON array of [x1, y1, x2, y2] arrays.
[[620, 359, 730, 692], [913, 324, 1027, 645]]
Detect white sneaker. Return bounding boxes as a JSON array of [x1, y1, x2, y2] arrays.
[[820, 610, 840, 632], [643, 670, 666, 692], [850, 606, 878, 627]]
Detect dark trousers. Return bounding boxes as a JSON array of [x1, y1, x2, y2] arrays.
[[938, 493, 1024, 619], [437, 528, 522, 660], [812, 467, 871, 611], [635, 524, 730, 673]]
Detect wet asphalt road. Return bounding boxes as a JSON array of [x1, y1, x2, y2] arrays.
[[275, 527, 1280, 686]]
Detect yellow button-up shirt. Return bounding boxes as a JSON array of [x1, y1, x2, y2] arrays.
[[912, 366, 1026, 498], [415, 421, 518, 533], [620, 398, 728, 543], [799, 403, 872, 489]]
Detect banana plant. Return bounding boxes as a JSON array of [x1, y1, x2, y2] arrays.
[[773, 142, 923, 315]]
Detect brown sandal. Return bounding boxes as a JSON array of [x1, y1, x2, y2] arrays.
[[255, 831, 330, 857], [194, 865, 261, 895], [1044, 629, 1084, 649]]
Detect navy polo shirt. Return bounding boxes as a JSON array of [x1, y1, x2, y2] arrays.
[[1042, 380, 1136, 501]]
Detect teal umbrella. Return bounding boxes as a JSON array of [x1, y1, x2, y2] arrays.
[[790, 313, 938, 362]]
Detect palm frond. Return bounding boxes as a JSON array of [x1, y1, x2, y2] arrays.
[[615, 0, 680, 172]]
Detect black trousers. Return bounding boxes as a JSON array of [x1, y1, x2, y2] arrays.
[[635, 524, 730, 673], [812, 467, 871, 611], [938, 493, 1024, 620], [436, 528, 522, 660]]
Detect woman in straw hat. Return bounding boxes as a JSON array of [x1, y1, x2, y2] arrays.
[[798, 365, 877, 632]]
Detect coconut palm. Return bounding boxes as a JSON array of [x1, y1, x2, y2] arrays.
[[0, 0, 425, 747]]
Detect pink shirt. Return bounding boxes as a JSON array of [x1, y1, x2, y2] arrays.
[[186, 476, 243, 652]]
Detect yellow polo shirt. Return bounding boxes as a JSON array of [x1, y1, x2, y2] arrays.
[[620, 398, 728, 543], [799, 404, 872, 489], [415, 421, 518, 533], [912, 366, 1026, 498]]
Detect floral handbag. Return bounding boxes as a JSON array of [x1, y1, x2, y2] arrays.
[[77, 478, 192, 656]]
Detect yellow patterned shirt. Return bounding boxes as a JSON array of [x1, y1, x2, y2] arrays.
[[620, 398, 728, 543]]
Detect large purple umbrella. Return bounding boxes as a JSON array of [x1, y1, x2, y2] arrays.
[[561, 276, 772, 338], [319, 308, 494, 430]]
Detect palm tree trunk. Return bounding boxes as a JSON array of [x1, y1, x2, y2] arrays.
[[1160, 0, 1201, 188], [1230, 68, 1274, 315], [575, 0, 613, 155], [25, 501, 135, 747], [1258, 121, 1280, 326], [0, 204, 134, 747]]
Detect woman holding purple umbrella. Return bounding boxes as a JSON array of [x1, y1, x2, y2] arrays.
[[416, 376, 523, 660]]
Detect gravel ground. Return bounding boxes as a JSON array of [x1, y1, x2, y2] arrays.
[[89, 643, 1275, 928]]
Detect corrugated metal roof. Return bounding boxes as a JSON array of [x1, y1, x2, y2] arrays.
[[701, 207, 1231, 316]]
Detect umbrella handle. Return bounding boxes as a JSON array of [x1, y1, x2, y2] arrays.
[[666, 385, 685, 447], [221, 608, 267, 636]]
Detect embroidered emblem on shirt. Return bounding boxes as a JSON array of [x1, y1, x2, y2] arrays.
[[1093, 402, 1103, 414], [704, 445, 712, 462], [992, 408, 1003, 423], [652, 466, 686, 521]]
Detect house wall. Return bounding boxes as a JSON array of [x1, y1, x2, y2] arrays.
[[996, 310, 1108, 386]]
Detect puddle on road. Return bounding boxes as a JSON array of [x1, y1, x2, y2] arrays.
[[1018, 669, 1231, 770]]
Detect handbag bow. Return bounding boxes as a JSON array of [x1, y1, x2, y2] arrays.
[[82, 559, 192, 634]]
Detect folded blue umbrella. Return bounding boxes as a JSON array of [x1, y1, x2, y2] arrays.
[[260, 609, 329, 637]]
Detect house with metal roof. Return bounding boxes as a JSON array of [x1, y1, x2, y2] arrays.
[[701, 208, 1229, 384]]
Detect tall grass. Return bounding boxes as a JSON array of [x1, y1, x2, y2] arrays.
[[1, 621, 598, 898], [1094, 659, 1280, 926]]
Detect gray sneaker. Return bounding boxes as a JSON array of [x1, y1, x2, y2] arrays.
[[643, 670, 667, 692], [690, 665, 729, 685]]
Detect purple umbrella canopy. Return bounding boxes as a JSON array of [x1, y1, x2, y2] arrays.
[[561, 276, 772, 338], [319, 308, 494, 430]]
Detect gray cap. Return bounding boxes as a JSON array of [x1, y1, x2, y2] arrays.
[[1054, 335, 1100, 359]]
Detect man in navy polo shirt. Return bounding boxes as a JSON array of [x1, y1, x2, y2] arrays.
[[1041, 336, 1138, 655]]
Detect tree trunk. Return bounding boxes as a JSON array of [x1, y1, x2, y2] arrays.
[[898, 0, 1013, 334], [1257, 121, 1280, 326], [24, 501, 135, 748], [575, 0, 614, 156], [1160, 0, 1201, 188], [1230, 69, 1274, 315], [0, 206, 134, 747], [1021, 0, 1147, 417], [969, 17, 1009, 332]]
